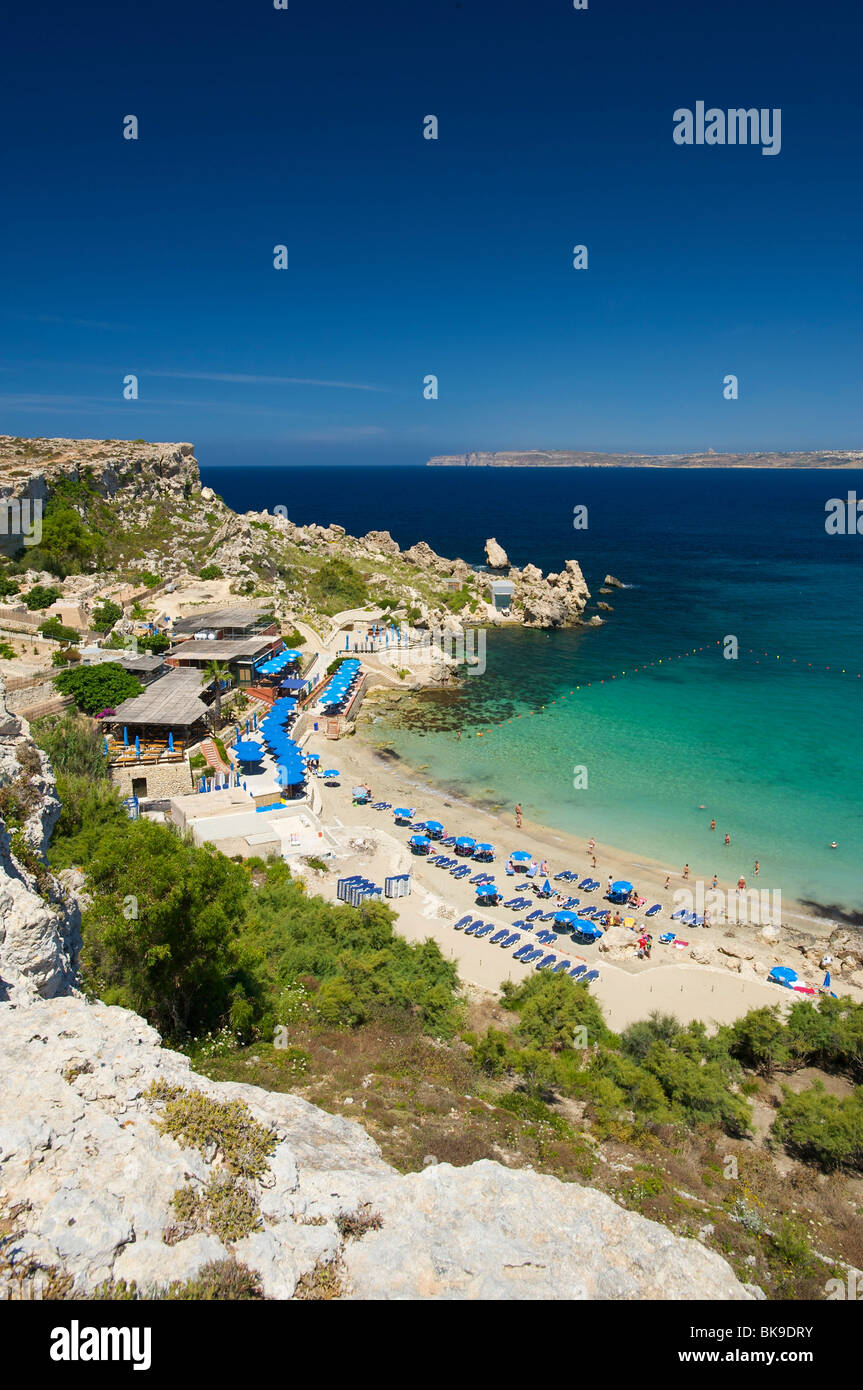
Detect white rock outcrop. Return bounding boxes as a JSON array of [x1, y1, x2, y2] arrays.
[[0, 683, 80, 1003], [0, 997, 755, 1301]]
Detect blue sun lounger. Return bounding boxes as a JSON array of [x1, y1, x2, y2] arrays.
[[553, 960, 570, 973], [513, 943, 532, 960], [536, 953, 557, 970], [464, 920, 483, 936], [504, 932, 522, 948], [645, 903, 662, 917], [453, 915, 472, 931], [582, 969, 599, 983], [526, 909, 543, 922], [451, 865, 470, 879], [671, 908, 687, 921], [490, 929, 509, 945], [569, 964, 587, 978], [474, 923, 494, 938]]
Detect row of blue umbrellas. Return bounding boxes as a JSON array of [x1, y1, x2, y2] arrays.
[[319, 658, 361, 708], [257, 648, 303, 677]]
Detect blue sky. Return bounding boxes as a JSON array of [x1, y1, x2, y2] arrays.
[[2, 0, 862, 465]]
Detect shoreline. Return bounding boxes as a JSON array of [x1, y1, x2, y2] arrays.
[[357, 729, 855, 938], [298, 710, 863, 1031]]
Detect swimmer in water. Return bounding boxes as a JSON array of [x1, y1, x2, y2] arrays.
[[830, 841, 838, 849]]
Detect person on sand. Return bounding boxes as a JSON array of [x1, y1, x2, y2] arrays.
[[591, 854, 597, 869], [515, 803, 522, 828], [738, 876, 746, 891], [724, 833, 731, 846], [712, 874, 718, 890], [540, 859, 548, 878], [588, 837, 595, 854], [664, 875, 670, 891], [710, 818, 716, 831], [683, 863, 690, 880]]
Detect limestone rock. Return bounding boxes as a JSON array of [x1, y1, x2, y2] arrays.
[[343, 1161, 752, 1301], [361, 530, 400, 556], [598, 926, 637, 961], [604, 575, 625, 588], [0, 996, 755, 1300], [0, 680, 80, 1003], [484, 537, 509, 570]]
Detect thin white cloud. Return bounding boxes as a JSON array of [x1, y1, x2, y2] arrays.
[[148, 368, 391, 393]]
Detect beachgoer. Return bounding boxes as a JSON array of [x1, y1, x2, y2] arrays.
[[540, 860, 548, 877], [712, 874, 718, 890], [821, 952, 833, 968], [457, 730, 462, 742], [664, 875, 670, 890], [607, 875, 613, 894], [683, 863, 690, 880], [754, 860, 759, 876], [710, 818, 716, 831], [591, 854, 597, 869], [830, 841, 837, 849], [738, 876, 746, 891], [515, 803, 522, 828], [588, 837, 595, 854], [724, 833, 731, 846]]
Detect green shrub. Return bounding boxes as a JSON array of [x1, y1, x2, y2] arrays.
[[771, 1082, 863, 1171], [23, 583, 61, 611], [91, 599, 123, 633], [52, 662, 143, 715], [199, 564, 223, 581], [147, 1086, 277, 1179], [39, 617, 79, 643]]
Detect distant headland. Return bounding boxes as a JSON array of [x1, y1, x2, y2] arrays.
[[427, 449, 863, 469]]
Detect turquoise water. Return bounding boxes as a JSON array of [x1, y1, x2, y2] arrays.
[[204, 464, 863, 918]]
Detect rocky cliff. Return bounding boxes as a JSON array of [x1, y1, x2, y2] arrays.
[[0, 437, 602, 633], [0, 682, 80, 1003]]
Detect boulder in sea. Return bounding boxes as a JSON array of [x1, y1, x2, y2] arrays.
[[597, 602, 614, 613], [604, 574, 625, 588], [484, 537, 509, 570]]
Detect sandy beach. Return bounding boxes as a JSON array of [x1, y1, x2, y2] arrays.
[[298, 715, 863, 1033]]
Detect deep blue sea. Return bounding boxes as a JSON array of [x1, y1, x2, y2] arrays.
[[201, 462, 863, 917]]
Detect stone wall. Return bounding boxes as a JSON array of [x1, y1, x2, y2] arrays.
[[109, 759, 193, 800]]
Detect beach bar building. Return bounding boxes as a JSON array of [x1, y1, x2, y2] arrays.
[[108, 669, 213, 765], [166, 635, 283, 688], [170, 606, 278, 642]]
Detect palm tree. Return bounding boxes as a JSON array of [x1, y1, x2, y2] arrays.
[[204, 660, 233, 732]]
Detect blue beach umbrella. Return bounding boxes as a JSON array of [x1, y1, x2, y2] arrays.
[[475, 882, 498, 897], [424, 820, 444, 836], [768, 966, 798, 986], [575, 920, 603, 939], [410, 834, 431, 849], [611, 880, 634, 895], [509, 849, 531, 862], [553, 910, 580, 928], [455, 835, 476, 849], [168, 731, 174, 752], [322, 768, 339, 778], [233, 740, 264, 763], [823, 970, 831, 989], [393, 807, 415, 819], [474, 842, 494, 855], [134, 735, 140, 756], [123, 726, 129, 746]]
